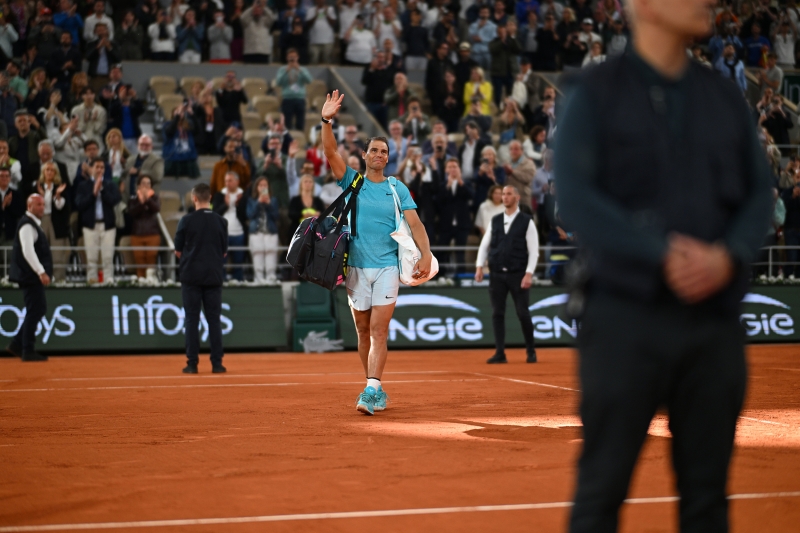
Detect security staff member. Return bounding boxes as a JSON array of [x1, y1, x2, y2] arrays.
[[7, 194, 52, 362], [555, 1, 773, 532], [174, 183, 228, 374], [475, 185, 539, 364]]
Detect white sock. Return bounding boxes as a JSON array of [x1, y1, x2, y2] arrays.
[[367, 378, 381, 391]]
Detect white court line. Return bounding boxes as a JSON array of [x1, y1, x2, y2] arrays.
[[46, 371, 448, 382], [472, 372, 580, 392], [740, 416, 792, 427], [0, 491, 797, 532], [0, 379, 488, 393]]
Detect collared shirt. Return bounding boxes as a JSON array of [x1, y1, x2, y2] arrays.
[[476, 208, 540, 274], [461, 139, 477, 181], [223, 187, 244, 236], [19, 211, 45, 275], [94, 177, 105, 220], [41, 182, 66, 215]]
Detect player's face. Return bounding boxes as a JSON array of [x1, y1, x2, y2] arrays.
[[362, 140, 389, 171]]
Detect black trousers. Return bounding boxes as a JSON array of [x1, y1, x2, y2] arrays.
[[489, 271, 535, 354], [14, 283, 47, 353], [182, 284, 224, 366], [281, 98, 306, 132], [570, 291, 746, 533]]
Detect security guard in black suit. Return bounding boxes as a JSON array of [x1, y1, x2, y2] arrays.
[[174, 183, 228, 374], [555, 1, 773, 532], [7, 194, 52, 362]]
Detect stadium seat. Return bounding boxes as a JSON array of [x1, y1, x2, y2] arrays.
[[448, 133, 465, 147], [149, 76, 177, 101], [337, 113, 356, 127], [245, 130, 268, 157], [289, 130, 307, 150], [309, 94, 326, 111], [159, 191, 182, 218], [264, 111, 282, 126], [253, 95, 280, 119], [242, 77, 268, 101], [211, 76, 227, 90], [180, 76, 206, 96], [306, 79, 328, 104], [241, 112, 262, 132], [157, 94, 185, 120], [304, 113, 318, 139]]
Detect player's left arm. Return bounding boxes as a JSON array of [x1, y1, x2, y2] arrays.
[[404, 208, 432, 279]]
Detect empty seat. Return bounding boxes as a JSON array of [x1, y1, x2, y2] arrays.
[[448, 133, 465, 147], [244, 130, 268, 157], [241, 111, 263, 132], [253, 95, 280, 119], [159, 190, 182, 217], [157, 94, 185, 121], [180, 76, 206, 97], [306, 79, 328, 103], [150, 76, 177, 100], [242, 77, 268, 100], [309, 94, 326, 111], [304, 113, 319, 139], [264, 111, 282, 126]]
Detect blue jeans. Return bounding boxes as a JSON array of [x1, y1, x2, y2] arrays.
[[227, 234, 246, 281]]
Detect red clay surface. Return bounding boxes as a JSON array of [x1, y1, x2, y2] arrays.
[[0, 345, 799, 532]]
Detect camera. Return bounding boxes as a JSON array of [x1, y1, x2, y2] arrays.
[[480, 158, 489, 164], [269, 148, 278, 158]]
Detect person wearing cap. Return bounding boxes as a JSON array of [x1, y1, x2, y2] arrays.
[[454, 41, 479, 88], [578, 17, 602, 45], [84, 0, 114, 44], [468, 4, 496, 70]]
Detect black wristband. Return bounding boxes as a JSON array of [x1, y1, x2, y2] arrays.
[[321, 117, 331, 124]]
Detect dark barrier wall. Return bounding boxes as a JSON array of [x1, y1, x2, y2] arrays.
[[0, 287, 287, 353], [336, 286, 800, 349]]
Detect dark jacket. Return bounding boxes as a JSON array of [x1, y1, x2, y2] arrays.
[[488, 36, 521, 77], [214, 88, 248, 127], [86, 42, 121, 77], [288, 195, 325, 235], [74, 176, 122, 231], [0, 188, 25, 240], [115, 24, 145, 60], [108, 99, 144, 140], [9, 214, 53, 285], [458, 138, 488, 173], [8, 128, 47, 176], [361, 65, 394, 105], [47, 45, 82, 86], [438, 180, 474, 232], [212, 190, 248, 235], [127, 193, 161, 236], [246, 195, 279, 234], [174, 208, 228, 286], [780, 187, 800, 230], [192, 103, 226, 155]]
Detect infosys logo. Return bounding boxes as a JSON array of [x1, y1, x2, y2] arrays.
[[111, 295, 233, 341], [0, 298, 75, 343], [740, 293, 794, 336], [389, 295, 483, 342]]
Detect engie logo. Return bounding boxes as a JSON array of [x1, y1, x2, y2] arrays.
[[112, 295, 233, 341], [528, 294, 577, 340], [389, 295, 483, 342], [740, 293, 794, 337], [0, 297, 76, 343]]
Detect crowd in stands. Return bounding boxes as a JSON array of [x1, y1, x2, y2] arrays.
[[1, 0, 800, 283]]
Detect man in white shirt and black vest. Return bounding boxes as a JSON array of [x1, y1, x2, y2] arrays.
[[475, 185, 539, 363], [7, 193, 51, 362]]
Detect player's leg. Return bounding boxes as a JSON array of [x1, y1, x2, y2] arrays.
[[667, 315, 746, 533], [351, 307, 372, 375], [487, 271, 510, 363]]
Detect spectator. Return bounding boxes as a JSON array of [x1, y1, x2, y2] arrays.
[[759, 52, 783, 92], [39, 90, 65, 140], [241, 0, 275, 64], [400, 96, 430, 144], [28, 9, 60, 65], [66, 71, 88, 110], [502, 140, 535, 213], [489, 21, 521, 106], [0, 73, 18, 138], [126, 174, 161, 280], [282, 15, 310, 63], [534, 14, 559, 71], [103, 128, 129, 183], [216, 124, 254, 169], [759, 94, 793, 151], [582, 40, 606, 67], [561, 17, 588, 69], [342, 125, 365, 157], [26, 139, 69, 199], [304, 134, 327, 178], [744, 22, 771, 67], [0, 138, 23, 189], [384, 71, 417, 122], [192, 89, 224, 156], [167, 0, 188, 26], [108, 85, 143, 154], [176, 9, 204, 64], [707, 24, 743, 65], [115, 10, 144, 61], [208, 9, 233, 61], [9, 111, 46, 187], [228, 0, 246, 61], [86, 23, 120, 91], [288, 174, 324, 236], [468, 4, 496, 70], [277, 0, 305, 56], [459, 96, 493, 139], [147, 9, 176, 61], [539, 0, 564, 21], [0, 7, 19, 64], [385, 119, 407, 176], [75, 157, 121, 283], [605, 18, 627, 56], [432, 6, 459, 51], [47, 31, 81, 97], [422, 121, 458, 157], [426, 41, 453, 108], [305, 0, 337, 64], [781, 171, 800, 279], [556, 7, 579, 42], [210, 171, 247, 281], [36, 160, 70, 281], [210, 137, 251, 196], [136, 0, 159, 29], [518, 10, 539, 64], [71, 87, 106, 150], [52, 117, 84, 182], [530, 85, 557, 141], [345, 15, 377, 66], [99, 62, 124, 108], [475, 183, 504, 235], [515, 57, 542, 124], [458, 120, 488, 183], [285, 144, 321, 197], [21, 45, 46, 79], [490, 0, 508, 26], [397, 143, 431, 201], [361, 50, 392, 128], [0, 167, 24, 260], [463, 66, 493, 116], [338, 0, 362, 59], [256, 135, 290, 210], [162, 104, 199, 178], [474, 145, 505, 213], [523, 124, 547, 167], [772, 16, 797, 68], [375, 5, 402, 58], [381, 36, 405, 74], [264, 114, 294, 155], [215, 70, 248, 130], [247, 176, 280, 284], [715, 43, 747, 94], [438, 158, 473, 276], [402, 8, 429, 71], [84, 0, 114, 44], [433, 69, 462, 133], [454, 42, 479, 88], [122, 134, 163, 198], [24, 68, 50, 118], [5, 59, 27, 106], [276, 48, 312, 132]]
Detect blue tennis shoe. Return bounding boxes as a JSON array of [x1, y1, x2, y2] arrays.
[[356, 386, 377, 415]]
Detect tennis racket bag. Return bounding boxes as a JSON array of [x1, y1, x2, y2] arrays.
[[286, 173, 364, 290]]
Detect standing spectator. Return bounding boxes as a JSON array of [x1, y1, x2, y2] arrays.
[[75, 157, 121, 283], [0, 139, 22, 190], [744, 22, 771, 67], [288, 174, 324, 235], [345, 15, 377, 65], [24, 68, 51, 118], [490, 0, 508, 26], [605, 17, 627, 56], [759, 94, 793, 150], [458, 121, 487, 183], [116, 10, 144, 61], [534, 14, 559, 71], [432, 6, 459, 50], [52, 116, 84, 182], [25, 139, 69, 199], [338, 0, 363, 61], [530, 86, 557, 141], [71, 87, 106, 151], [539, 0, 564, 21], [282, 16, 309, 64], [374, 5, 402, 58], [532, 148, 553, 233], [361, 51, 391, 128], [0, 166, 25, 261], [422, 121, 458, 158], [126, 174, 161, 279], [305, 0, 337, 64], [108, 85, 143, 154], [47, 28, 80, 97], [582, 41, 607, 67], [163, 104, 200, 178], [4, 59, 27, 106], [463, 66, 493, 116], [215, 70, 248, 130], [772, 16, 797, 68], [103, 128, 129, 183], [402, 8, 429, 71], [782, 171, 800, 278], [276, 48, 312, 132], [518, 10, 539, 64], [207, 9, 233, 61], [211, 171, 247, 281], [256, 135, 290, 211], [36, 161, 70, 281], [454, 42, 479, 89], [474, 145, 505, 213], [438, 159, 473, 276], [400, 97, 430, 145], [437, 69, 464, 133], [277, 0, 305, 56], [489, 21, 521, 107], [227, 0, 245, 61], [147, 9, 176, 61], [502, 140, 535, 213], [0, 7, 19, 65], [715, 43, 747, 94], [247, 176, 280, 284], [475, 183, 504, 235], [342, 125, 365, 157], [86, 23, 119, 91], [523, 124, 547, 167], [192, 89, 224, 155], [468, 4, 496, 70], [759, 52, 783, 92], [385, 119, 407, 177], [241, 0, 275, 64], [210, 137, 251, 196], [66, 71, 88, 110], [384, 71, 417, 122], [84, 0, 114, 44], [122, 134, 163, 197], [176, 9, 204, 64], [425, 41, 453, 109], [9, 111, 46, 187]]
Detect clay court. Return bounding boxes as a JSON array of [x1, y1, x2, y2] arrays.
[[1, 345, 799, 532]]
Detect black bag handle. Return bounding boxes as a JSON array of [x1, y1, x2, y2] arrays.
[[314, 172, 364, 236]]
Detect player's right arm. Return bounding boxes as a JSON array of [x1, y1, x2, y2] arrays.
[[321, 90, 347, 180]]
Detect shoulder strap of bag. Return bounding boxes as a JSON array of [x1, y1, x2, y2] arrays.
[[387, 176, 403, 230], [315, 172, 364, 235]]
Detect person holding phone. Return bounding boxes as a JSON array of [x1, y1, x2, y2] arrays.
[[275, 48, 312, 131]]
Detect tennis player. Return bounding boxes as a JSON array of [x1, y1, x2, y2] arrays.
[[321, 90, 433, 415]]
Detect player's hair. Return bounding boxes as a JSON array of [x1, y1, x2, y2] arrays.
[[192, 183, 212, 203], [365, 136, 389, 152]]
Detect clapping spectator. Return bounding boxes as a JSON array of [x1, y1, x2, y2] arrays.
[[530, 86, 557, 142], [28, 9, 60, 65], [103, 128, 129, 182], [116, 10, 144, 60], [288, 174, 324, 235], [84, 0, 113, 44], [36, 161, 70, 281], [759, 94, 793, 151], [438, 159, 473, 275], [0, 6, 19, 64], [385, 119, 407, 176], [0, 167, 24, 259], [208, 9, 233, 61], [228, 0, 246, 61], [436, 69, 463, 133], [582, 41, 606, 67], [345, 15, 376, 66], [215, 70, 247, 130], [374, 5, 402, 59], [715, 43, 747, 94], [474, 183, 504, 235], [459, 97, 492, 139], [381, 36, 405, 73], [247, 176, 280, 284], [66, 71, 87, 110], [162, 103, 199, 178], [454, 42, 479, 88], [474, 146, 505, 214], [489, 21, 521, 106], [384, 71, 416, 121], [87, 23, 120, 90], [771, 16, 796, 68], [108, 84, 143, 154], [0, 73, 16, 138], [426, 41, 453, 106], [122, 134, 163, 198], [192, 88, 224, 155], [463, 66, 492, 116], [397, 143, 431, 198], [26, 139, 69, 199], [126, 174, 161, 279], [306, 0, 337, 64], [176, 9, 204, 63], [402, 8, 429, 70], [361, 50, 391, 127], [71, 87, 106, 150], [52, 116, 84, 182], [759, 52, 783, 92], [468, 4, 496, 70], [9, 110, 46, 188], [400, 96, 430, 144], [458, 120, 487, 183], [4, 59, 27, 106], [606, 18, 628, 56], [241, 0, 275, 64], [211, 136, 251, 196], [0, 139, 21, 190], [534, 14, 559, 71], [47, 31, 80, 97], [276, 48, 312, 131], [422, 121, 457, 157], [282, 16, 309, 63], [212, 171, 247, 281], [147, 9, 176, 61], [75, 157, 121, 283], [523, 125, 547, 168], [277, 0, 305, 55], [24, 68, 50, 118], [502, 140, 535, 214]]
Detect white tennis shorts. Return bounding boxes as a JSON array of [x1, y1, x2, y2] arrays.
[[345, 266, 400, 311]]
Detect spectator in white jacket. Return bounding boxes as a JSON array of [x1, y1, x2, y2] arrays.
[[70, 87, 107, 151], [147, 9, 177, 61], [52, 116, 85, 183], [84, 0, 115, 44], [0, 16, 19, 62], [241, 0, 275, 64], [207, 9, 233, 61]]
